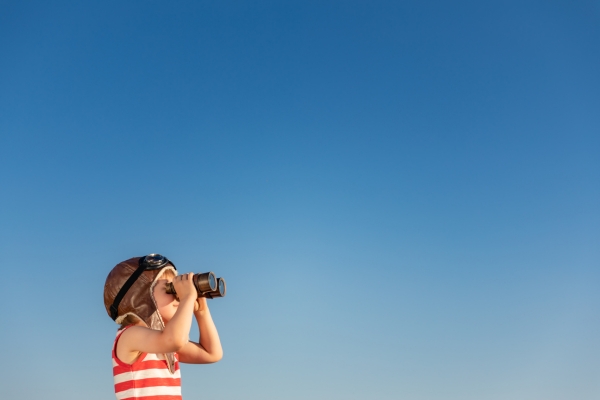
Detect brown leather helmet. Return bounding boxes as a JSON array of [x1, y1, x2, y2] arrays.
[[103, 254, 178, 372], [104, 254, 178, 328]]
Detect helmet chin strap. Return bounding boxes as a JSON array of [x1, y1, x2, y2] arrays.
[[110, 258, 147, 320]]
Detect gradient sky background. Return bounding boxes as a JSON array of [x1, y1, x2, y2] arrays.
[[1, 1, 599, 399]]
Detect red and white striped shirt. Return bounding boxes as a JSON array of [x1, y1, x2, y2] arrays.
[[112, 326, 182, 400]]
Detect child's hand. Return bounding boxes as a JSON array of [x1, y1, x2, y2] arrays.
[[173, 272, 197, 301]]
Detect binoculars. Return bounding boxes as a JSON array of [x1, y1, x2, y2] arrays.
[[165, 272, 226, 299]]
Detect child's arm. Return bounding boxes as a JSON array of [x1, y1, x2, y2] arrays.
[[177, 297, 223, 364], [117, 273, 197, 361]]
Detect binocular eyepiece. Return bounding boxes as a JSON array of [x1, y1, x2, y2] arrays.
[[165, 272, 226, 299]]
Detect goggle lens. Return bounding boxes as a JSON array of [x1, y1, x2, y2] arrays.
[[142, 254, 172, 270]]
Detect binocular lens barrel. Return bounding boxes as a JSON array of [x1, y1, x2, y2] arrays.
[[206, 277, 226, 299], [165, 271, 226, 299], [194, 272, 217, 293]]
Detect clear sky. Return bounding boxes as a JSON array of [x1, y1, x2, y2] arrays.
[[1, 1, 599, 399]]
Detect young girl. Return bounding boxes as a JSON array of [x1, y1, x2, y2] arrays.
[[104, 254, 223, 399]]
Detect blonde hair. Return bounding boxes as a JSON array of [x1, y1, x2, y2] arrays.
[[118, 314, 143, 330], [160, 268, 176, 280]]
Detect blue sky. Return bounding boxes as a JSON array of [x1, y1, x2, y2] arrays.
[[1, 1, 599, 399]]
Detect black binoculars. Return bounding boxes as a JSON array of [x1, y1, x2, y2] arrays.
[[165, 272, 226, 299]]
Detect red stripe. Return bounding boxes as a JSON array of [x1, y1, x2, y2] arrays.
[[115, 378, 181, 392], [113, 360, 180, 375], [121, 396, 181, 400]]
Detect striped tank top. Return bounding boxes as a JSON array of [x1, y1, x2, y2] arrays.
[[112, 326, 182, 400]]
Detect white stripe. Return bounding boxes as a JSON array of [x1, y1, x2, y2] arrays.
[[142, 353, 165, 361], [114, 368, 181, 384], [116, 386, 181, 398]]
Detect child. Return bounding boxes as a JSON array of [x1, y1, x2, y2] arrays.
[[103, 254, 223, 399]]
